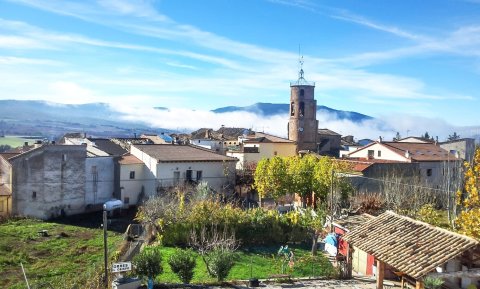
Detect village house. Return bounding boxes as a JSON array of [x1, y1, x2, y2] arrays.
[[118, 154, 146, 208], [345, 140, 462, 189], [317, 128, 342, 156], [226, 131, 296, 170], [190, 127, 248, 155], [130, 144, 238, 195], [343, 211, 480, 289], [1, 144, 87, 219]]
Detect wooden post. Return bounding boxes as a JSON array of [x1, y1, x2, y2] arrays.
[[376, 260, 385, 289], [401, 276, 404, 289], [346, 245, 353, 279], [415, 280, 423, 289]]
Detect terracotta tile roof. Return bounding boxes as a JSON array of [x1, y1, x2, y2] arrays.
[[133, 144, 238, 162], [343, 211, 479, 279], [382, 142, 459, 161], [0, 153, 20, 163], [318, 128, 341, 136], [332, 213, 375, 232], [244, 132, 294, 144], [119, 154, 144, 165]]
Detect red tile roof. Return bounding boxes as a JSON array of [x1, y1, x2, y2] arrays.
[[119, 154, 144, 165], [0, 153, 20, 163], [133, 144, 238, 162]]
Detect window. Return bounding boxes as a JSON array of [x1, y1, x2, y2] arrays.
[[299, 101, 305, 117], [173, 171, 180, 185], [124, 197, 130, 204], [378, 150, 382, 157], [186, 170, 193, 181], [62, 154, 67, 162], [290, 102, 295, 116], [0, 200, 4, 212], [198, 140, 201, 143], [196, 171, 203, 181], [274, 151, 278, 156], [129, 171, 135, 179], [368, 150, 374, 158], [32, 191, 36, 199], [427, 169, 432, 177]]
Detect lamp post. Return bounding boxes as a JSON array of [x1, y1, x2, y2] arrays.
[[103, 204, 108, 288]]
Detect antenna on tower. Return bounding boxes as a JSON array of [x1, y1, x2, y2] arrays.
[[298, 44, 304, 80]]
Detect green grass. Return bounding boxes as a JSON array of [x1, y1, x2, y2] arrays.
[[154, 245, 336, 284], [0, 218, 123, 289], [0, 136, 32, 148]]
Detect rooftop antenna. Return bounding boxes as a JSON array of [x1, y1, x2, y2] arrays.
[[298, 45, 304, 80]]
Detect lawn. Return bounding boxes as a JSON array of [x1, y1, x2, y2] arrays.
[[0, 136, 32, 148], [155, 245, 336, 284], [0, 218, 123, 289]]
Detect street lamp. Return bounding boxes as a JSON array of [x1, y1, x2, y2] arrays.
[[103, 204, 108, 287]]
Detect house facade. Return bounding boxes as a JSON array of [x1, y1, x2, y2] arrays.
[[131, 144, 237, 195], [119, 154, 147, 207], [9, 145, 87, 219], [226, 132, 296, 170]]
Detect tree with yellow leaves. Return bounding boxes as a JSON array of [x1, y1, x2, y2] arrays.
[[456, 147, 480, 239]]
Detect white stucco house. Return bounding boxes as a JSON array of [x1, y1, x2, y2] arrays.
[[119, 154, 146, 207], [226, 132, 296, 170], [131, 144, 238, 195]]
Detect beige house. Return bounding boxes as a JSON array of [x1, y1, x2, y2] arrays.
[[119, 154, 146, 208], [0, 152, 16, 216], [131, 144, 238, 195], [227, 132, 296, 170]]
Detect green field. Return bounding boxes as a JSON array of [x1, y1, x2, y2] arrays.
[[0, 136, 33, 148], [154, 245, 336, 284], [0, 218, 123, 289]]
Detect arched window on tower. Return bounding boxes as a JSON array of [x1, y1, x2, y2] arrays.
[[299, 101, 305, 117], [300, 89, 304, 97], [290, 102, 295, 116]]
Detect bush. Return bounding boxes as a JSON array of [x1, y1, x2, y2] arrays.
[[424, 276, 444, 289], [168, 249, 196, 284], [133, 246, 163, 280], [206, 249, 237, 282]]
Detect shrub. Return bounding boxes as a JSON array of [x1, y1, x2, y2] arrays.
[[133, 246, 163, 280], [168, 249, 196, 284], [424, 276, 444, 289], [206, 249, 237, 282]]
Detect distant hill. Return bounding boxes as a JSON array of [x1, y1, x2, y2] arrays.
[[212, 102, 373, 122]]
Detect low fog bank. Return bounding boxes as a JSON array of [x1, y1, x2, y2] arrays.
[[113, 104, 478, 142]]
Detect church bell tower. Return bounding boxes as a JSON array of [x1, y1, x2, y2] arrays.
[[288, 57, 318, 152]]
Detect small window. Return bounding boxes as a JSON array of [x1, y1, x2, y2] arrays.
[[196, 171, 202, 181], [62, 154, 67, 162], [274, 151, 278, 156], [124, 197, 130, 204], [198, 140, 201, 143], [186, 170, 193, 181], [368, 150, 374, 158], [377, 150, 381, 157], [427, 169, 432, 177], [299, 101, 305, 117], [32, 191, 36, 199], [173, 171, 180, 185], [129, 171, 135, 179], [290, 102, 295, 116]]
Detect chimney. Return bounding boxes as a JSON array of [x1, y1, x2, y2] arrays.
[[345, 135, 354, 143], [378, 136, 382, 143], [24, 141, 29, 147], [134, 133, 137, 139], [405, 150, 410, 159]]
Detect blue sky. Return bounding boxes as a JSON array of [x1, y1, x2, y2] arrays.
[[1, 0, 479, 137]]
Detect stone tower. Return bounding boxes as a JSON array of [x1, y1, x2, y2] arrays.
[[288, 61, 318, 152]]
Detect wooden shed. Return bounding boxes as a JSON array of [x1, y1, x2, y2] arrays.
[[343, 211, 480, 289]]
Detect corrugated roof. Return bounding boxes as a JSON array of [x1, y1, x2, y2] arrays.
[[119, 154, 144, 165], [134, 144, 238, 162], [343, 211, 479, 279]]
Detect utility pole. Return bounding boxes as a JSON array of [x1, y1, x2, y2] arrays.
[[103, 206, 108, 288], [330, 170, 334, 232]]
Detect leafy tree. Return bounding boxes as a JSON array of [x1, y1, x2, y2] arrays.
[[423, 132, 430, 140], [133, 246, 163, 288], [447, 132, 460, 141], [288, 155, 316, 207], [168, 249, 196, 284], [0, 144, 11, 152], [254, 156, 290, 202], [424, 276, 444, 289], [456, 148, 480, 239]]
